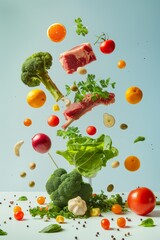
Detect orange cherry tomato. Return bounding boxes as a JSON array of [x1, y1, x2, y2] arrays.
[[37, 196, 46, 205], [117, 217, 126, 228], [117, 60, 126, 69], [13, 206, 22, 213], [111, 204, 122, 214], [23, 118, 32, 126]]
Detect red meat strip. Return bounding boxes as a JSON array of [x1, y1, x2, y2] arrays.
[[59, 43, 96, 74], [62, 93, 115, 129]]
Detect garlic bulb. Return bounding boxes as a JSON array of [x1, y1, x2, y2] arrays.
[[68, 196, 87, 216]]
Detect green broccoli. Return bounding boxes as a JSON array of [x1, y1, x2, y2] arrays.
[[45, 168, 93, 208], [21, 52, 64, 102]]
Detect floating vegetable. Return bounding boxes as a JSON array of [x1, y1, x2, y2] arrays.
[[17, 196, 28, 201], [117, 60, 126, 69], [23, 118, 32, 126], [39, 224, 62, 233], [29, 181, 35, 188], [0, 229, 8, 235], [47, 115, 60, 127], [74, 18, 88, 36], [95, 33, 115, 54], [134, 136, 145, 143], [86, 125, 97, 135], [139, 218, 155, 227], [21, 52, 64, 102], [32, 133, 52, 154]]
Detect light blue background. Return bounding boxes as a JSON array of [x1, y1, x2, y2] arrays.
[[0, 0, 160, 193]]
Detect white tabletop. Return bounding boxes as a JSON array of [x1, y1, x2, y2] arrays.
[[0, 192, 160, 240]]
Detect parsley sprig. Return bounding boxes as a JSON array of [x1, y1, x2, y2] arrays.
[[65, 74, 116, 102], [75, 18, 88, 36], [57, 126, 82, 139]]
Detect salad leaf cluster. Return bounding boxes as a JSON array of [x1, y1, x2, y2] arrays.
[[56, 128, 118, 178], [75, 18, 88, 36]]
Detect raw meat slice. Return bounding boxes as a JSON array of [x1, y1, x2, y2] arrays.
[[62, 93, 115, 129], [59, 43, 96, 74]]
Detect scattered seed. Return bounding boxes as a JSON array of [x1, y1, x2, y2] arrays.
[[20, 172, 26, 178], [107, 184, 114, 192], [111, 161, 120, 168], [28, 181, 35, 188], [77, 67, 87, 75], [120, 123, 128, 130], [29, 162, 36, 170]]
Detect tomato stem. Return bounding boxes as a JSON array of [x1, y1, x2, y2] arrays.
[[94, 32, 109, 45], [48, 152, 59, 168]]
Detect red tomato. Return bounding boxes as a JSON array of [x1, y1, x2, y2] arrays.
[[101, 218, 110, 230], [14, 211, 24, 220], [100, 39, 115, 54], [86, 126, 97, 135], [47, 115, 60, 127], [127, 187, 156, 216]]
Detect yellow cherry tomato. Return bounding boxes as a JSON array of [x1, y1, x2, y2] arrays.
[[56, 215, 65, 223]]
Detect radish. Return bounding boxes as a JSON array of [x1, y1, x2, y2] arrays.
[[32, 133, 51, 153]]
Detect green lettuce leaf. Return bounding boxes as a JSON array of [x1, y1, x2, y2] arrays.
[[56, 134, 118, 177]]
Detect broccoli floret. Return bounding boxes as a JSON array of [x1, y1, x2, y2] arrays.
[[21, 52, 64, 101], [45, 168, 93, 208]]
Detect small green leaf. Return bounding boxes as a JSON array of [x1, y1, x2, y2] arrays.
[[134, 136, 145, 143], [139, 218, 155, 227], [17, 196, 28, 201], [39, 224, 62, 233], [75, 17, 88, 36], [0, 229, 8, 235]]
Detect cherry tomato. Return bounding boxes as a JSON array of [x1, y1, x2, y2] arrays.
[[117, 60, 126, 69], [13, 206, 22, 213], [127, 187, 156, 216], [101, 218, 110, 230], [14, 211, 24, 220], [86, 126, 97, 135], [37, 196, 45, 205], [100, 39, 115, 54], [111, 204, 122, 214], [47, 115, 60, 127], [117, 217, 126, 228], [23, 118, 32, 126]]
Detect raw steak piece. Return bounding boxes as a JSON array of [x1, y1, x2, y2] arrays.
[[62, 93, 115, 129], [59, 43, 96, 74]]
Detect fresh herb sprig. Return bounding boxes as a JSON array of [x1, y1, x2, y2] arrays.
[[65, 74, 115, 102], [57, 126, 82, 139], [75, 18, 88, 36]]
